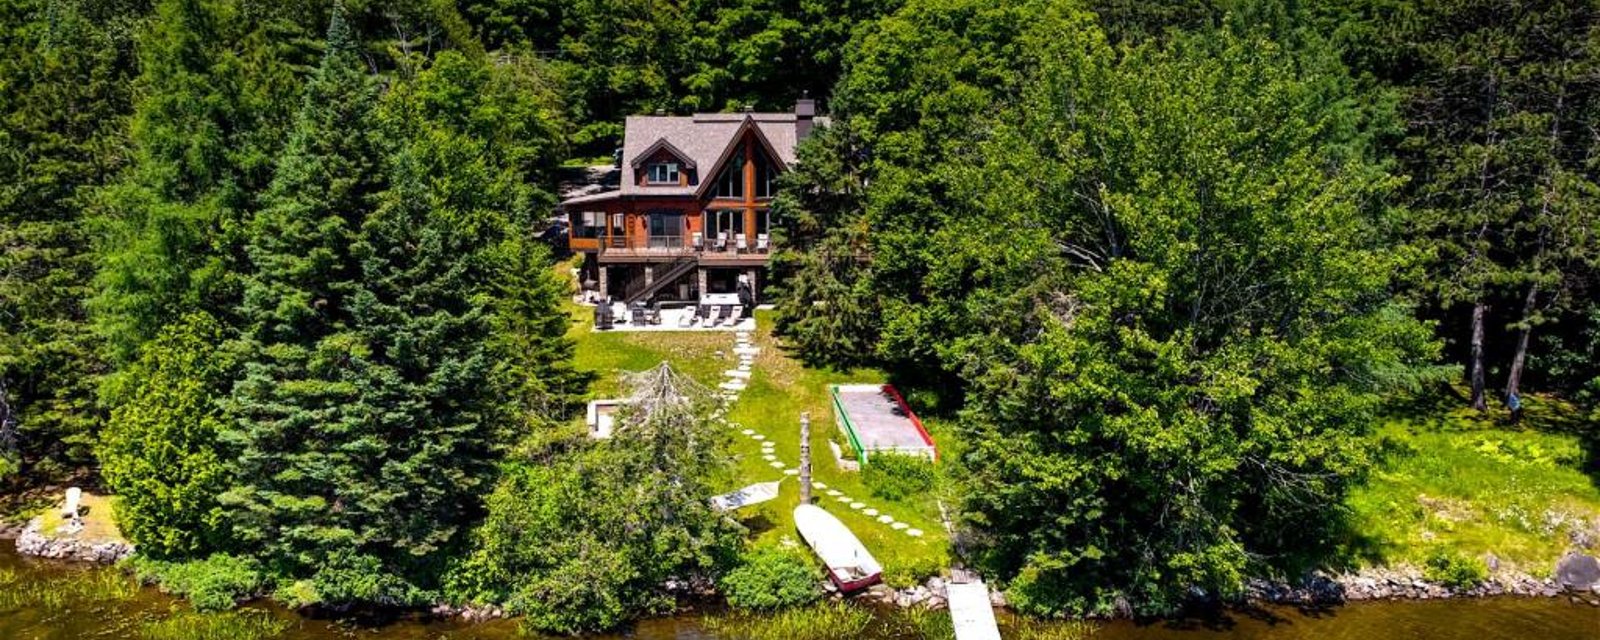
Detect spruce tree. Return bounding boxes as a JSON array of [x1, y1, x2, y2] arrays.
[[224, 4, 392, 596]]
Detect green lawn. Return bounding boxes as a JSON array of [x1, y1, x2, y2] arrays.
[[561, 275, 952, 586], [1341, 391, 1600, 575]]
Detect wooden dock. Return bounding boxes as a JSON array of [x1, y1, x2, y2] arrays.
[[947, 579, 1002, 640]]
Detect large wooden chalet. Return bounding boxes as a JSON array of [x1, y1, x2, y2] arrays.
[[560, 99, 822, 306]]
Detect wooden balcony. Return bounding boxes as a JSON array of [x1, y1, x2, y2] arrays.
[[596, 234, 772, 265]]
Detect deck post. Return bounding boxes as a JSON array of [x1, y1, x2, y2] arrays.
[[644, 265, 654, 287], [799, 412, 812, 504], [598, 266, 610, 299], [697, 267, 708, 298]]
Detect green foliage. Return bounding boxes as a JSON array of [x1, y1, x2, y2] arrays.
[[91, 0, 310, 368], [780, 0, 1440, 616], [224, 10, 574, 604], [448, 365, 741, 633], [1422, 548, 1487, 589], [128, 553, 266, 612], [862, 453, 937, 502], [719, 544, 822, 610], [99, 313, 232, 558], [0, 0, 141, 479]]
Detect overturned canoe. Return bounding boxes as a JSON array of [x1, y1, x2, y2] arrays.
[[794, 504, 882, 592]]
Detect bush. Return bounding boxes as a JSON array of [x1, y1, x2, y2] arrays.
[[862, 453, 937, 502], [128, 553, 265, 612], [719, 544, 821, 610], [1423, 549, 1487, 589]]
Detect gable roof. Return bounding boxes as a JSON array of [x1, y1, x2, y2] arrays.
[[614, 112, 826, 198], [692, 115, 789, 199], [629, 138, 697, 170]]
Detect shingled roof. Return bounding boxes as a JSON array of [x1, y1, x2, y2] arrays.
[[560, 109, 827, 206]]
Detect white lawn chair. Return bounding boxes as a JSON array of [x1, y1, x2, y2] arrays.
[[735, 233, 748, 252], [757, 233, 770, 251], [691, 231, 703, 250], [714, 232, 728, 251]]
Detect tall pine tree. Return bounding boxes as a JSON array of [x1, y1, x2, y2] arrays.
[[223, 4, 394, 598]]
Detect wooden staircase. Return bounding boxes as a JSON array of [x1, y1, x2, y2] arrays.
[[622, 255, 698, 305]]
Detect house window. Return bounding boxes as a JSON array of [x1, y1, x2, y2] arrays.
[[573, 211, 605, 238], [755, 152, 779, 199], [706, 209, 745, 240], [648, 210, 684, 248], [647, 162, 679, 184], [714, 146, 745, 199]]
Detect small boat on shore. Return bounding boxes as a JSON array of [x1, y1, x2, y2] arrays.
[[794, 504, 882, 592]]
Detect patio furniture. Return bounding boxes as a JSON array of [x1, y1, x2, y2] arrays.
[[736, 233, 748, 252], [757, 233, 769, 251], [691, 231, 704, 250], [647, 301, 664, 325], [729, 305, 744, 323], [677, 307, 694, 327], [714, 232, 728, 251], [716, 304, 734, 326]]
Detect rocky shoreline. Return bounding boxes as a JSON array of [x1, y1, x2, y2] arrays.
[[11, 517, 134, 564]]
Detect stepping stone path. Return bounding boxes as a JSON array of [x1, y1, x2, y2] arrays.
[[720, 330, 925, 539]]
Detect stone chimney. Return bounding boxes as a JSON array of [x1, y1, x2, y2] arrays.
[[795, 92, 816, 140]]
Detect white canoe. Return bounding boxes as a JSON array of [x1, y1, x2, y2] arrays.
[[794, 504, 882, 592]]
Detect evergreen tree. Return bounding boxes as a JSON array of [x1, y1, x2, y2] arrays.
[[92, 0, 307, 368], [1389, 0, 1600, 411], [0, 0, 143, 479], [223, 4, 394, 596]]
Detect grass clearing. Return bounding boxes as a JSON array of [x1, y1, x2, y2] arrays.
[[1341, 390, 1600, 574], [560, 260, 953, 586], [34, 491, 127, 543]]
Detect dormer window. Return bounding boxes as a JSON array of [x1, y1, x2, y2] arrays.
[[647, 162, 679, 184]]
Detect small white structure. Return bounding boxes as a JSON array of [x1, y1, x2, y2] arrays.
[[586, 399, 625, 439]]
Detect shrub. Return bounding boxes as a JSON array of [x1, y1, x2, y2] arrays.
[[1423, 549, 1487, 589], [719, 544, 821, 610], [128, 553, 265, 611], [862, 453, 937, 502]]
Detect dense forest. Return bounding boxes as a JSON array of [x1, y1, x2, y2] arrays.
[[1, 0, 1596, 632]]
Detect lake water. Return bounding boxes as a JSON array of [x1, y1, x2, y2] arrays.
[[2, 545, 1595, 639]]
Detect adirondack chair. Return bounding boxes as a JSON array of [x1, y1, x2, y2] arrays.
[[691, 231, 704, 250], [714, 304, 733, 326], [714, 232, 728, 251], [757, 233, 770, 252], [735, 233, 748, 252]]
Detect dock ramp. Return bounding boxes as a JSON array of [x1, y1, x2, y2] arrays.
[[948, 580, 1001, 640]]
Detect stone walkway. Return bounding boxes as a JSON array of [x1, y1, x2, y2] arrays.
[[722, 330, 924, 539]]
